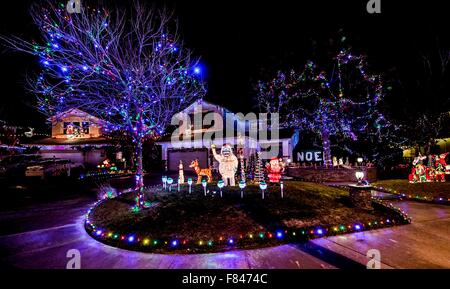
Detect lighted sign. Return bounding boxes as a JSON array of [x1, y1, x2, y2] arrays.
[[296, 150, 323, 162]]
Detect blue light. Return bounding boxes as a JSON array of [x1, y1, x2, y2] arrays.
[[82, 65, 88, 71], [354, 224, 361, 230], [128, 235, 135, 242], [42, 60, 50, 66], [228, 238, 234, 244], [52, 43, 59, 49], [194, 67, 201, 74], [276, 231, 283, 239], [316, 228, 323, 235], [171, 240, 178, 247], [95, 230, 102, 236], [61, 66, 68, 73]]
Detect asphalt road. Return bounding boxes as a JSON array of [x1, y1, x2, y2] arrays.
[[1, 181, 449, 268]]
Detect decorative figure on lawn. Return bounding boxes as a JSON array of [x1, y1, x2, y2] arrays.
[[178, 160, 185, 184], [266, 157, 284, 183], [435, 163, 446, 182], [435, 153, 449, 174], [426, 167, 435, 182], [332, 156, 338, 167], [417, 164, 427, 183], [189, 159, 212, 184], [211, 144, 238, 186], [412, 154, 426, 166]]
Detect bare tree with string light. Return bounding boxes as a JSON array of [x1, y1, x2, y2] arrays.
[[1, 1, 206, 208], [256, 47, 402, 166]]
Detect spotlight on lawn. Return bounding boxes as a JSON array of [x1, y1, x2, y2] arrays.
[[167, 177, 174, 192], [202, 179, 207, 196], [187, 178, 193, 194], [259, 181, 267, 199], [239, 180, 246, 199], [217, 180, 224, 197], [355, 171, 365, 186], [280, 181, 284, 198]]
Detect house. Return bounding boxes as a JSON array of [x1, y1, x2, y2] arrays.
[[25, 108, 110, 167], [157, 99, 298, 171]]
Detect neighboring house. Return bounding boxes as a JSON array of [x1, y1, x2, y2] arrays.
[[25, 109, 110, 166], [157, 99, 298, 171], [403, 138, 450, 160]]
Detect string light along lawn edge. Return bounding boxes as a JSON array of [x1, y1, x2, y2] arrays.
[[84, 187, 411, 253], [374, 186, 450, 205]]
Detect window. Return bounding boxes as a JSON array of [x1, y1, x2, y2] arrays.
[[82, 122, 90, 134]]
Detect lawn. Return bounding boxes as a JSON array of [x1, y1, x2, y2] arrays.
[[87, 181, 405, 253], [373, 179, 450, 202]]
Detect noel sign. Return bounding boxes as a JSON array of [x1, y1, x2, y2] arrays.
[[296, 150, 323, 162]]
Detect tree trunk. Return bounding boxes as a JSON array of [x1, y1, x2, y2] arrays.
[[135, 139, 144, 207], [322, 131, 332, 167]]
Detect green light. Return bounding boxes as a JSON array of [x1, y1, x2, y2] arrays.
[[207, 241, 213, 246], [259, 233, 264, 238], [339, 225, 345, 231]]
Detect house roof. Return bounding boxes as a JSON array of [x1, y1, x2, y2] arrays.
[[48, 108, 105, 124], [25, 137, 111, 146], [158, 128, 295, 143]]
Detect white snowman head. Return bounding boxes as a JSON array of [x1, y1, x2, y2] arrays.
[[221, 144, 233, 158]]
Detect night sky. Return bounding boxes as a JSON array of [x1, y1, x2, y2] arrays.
[[1, 0, 449, 129]]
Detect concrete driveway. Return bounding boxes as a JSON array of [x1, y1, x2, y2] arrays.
[[1, 196, 449, 269]]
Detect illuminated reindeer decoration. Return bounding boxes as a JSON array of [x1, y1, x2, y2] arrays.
[[189, 159, 213, 184]]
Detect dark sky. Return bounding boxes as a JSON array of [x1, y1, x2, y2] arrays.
[[1, 0, 449, 128]]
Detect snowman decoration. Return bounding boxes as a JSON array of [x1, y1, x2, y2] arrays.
[[211, 144, 238, 186]]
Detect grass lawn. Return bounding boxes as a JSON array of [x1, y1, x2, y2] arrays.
[[88, 181, 403, 253], [373, 179, 450, 202]]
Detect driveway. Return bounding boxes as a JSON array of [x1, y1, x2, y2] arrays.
[[1, 195, 449, 268]]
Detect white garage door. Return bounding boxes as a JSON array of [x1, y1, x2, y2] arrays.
[[168, 149, 209, 171]]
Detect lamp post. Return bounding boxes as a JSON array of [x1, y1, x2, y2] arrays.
[[187, 178, 193, 194], [280, 181, 284, 198], [357, 157, 363, 167], [355, 171, 365, 186], [217, 180, 224, 198], [260, 181, 267, 200], [162, 176, 168, 190], [202, 179, 207, 196], [167, 177, 174, 192], [239, 180, 246, 199]]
